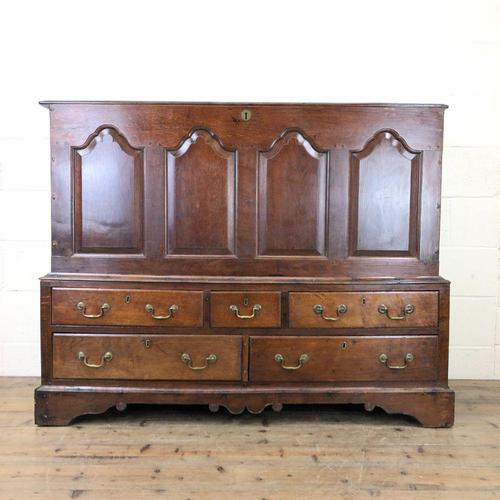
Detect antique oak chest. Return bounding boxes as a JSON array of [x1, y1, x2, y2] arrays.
[[35, 102, 454, 427]]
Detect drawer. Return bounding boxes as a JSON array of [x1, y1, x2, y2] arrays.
[[52, 288, 204, 327], [52, 334, 242, 381], [210, 292, 281, 328], [250, 336, 438, 382], [289, 292, 438, 328]]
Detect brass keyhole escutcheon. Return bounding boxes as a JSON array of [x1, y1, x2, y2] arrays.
[[241, 109, 251, 121], [243, 297, 249, 306], [125, 295, 131, 304], [144, 338, 151, 348], [341, 341, 348, 350]]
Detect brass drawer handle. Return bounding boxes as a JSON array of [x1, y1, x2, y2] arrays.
[[274, 353, 309, 370], [76, 302, 110, 319], [181, 352, 217, 370], [378, 303, 414, 320], [145, 303, 178, 320], [313, 303, 348, 321], [379, 352, 414, 370], [78, 351, 113, 368], [229, 303, 262, 319]]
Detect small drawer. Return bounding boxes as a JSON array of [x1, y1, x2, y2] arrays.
[[289, 292, 438, 328], [290, 292, 364, 328], [210, 292, 281, 328], [52, 334, 242, 381], [249, 335, 438, 382], [52, 288, 204, 327]]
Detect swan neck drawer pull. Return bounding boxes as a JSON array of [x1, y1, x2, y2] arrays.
[[313, 303, 348, 321], [181, 353, 217, 370], [378, 303, 414, 320], [274, 353, 309, 370], [76, 302, 110, 318], [145, 303, 178, 320], [229, 303, 262, 319], [379, 352, 414, 370], [78, 351, 113, 368]]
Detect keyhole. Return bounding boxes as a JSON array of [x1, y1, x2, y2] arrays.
[[125, 295, 131, 304], [243, 297, 249, 306], [241, 109, 251, 121], [144, 339, 151, 348], [341, 341, 348, 350]]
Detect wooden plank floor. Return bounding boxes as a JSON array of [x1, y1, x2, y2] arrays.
[[0, 379, 499, 499]]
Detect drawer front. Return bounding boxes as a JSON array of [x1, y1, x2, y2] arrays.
[[52, 288, 204, 327], [53, 334, 242, 381], [211, 292, 281, 328], [289, 292, 438, 328], [250, 336, 438, 382]]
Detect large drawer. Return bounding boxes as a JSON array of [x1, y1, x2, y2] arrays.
[[52, 288, 204, 327], [289, 292, 438, 328], [210, 292, 281, 328], [249, 336, 438, 382], [52, 334, 242, 381]]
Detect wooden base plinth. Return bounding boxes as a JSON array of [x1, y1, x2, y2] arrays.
[[35, 385, 455, 428]]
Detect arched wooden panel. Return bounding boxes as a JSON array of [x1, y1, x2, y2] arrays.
[[73, 126, 144, 254], [349, 130, 421, 257], [166, 129, 236, 255], [258, 130, 328, 257]]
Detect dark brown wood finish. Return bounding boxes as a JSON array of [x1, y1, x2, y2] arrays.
[[166, 129, 236, 256], [53, 334, 242, 381], [210, 291, 281, 328], [52, 288, 204, 326], [257, 129, 328, 257], [36, 102, 453, 427], [249, 336, 438, 382], [349, 130, 421, 257], [289, 291, 438, 328], [45, 102, 445, 277], [73, 126, 144, 255]]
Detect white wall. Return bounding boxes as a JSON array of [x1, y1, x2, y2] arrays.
[[0, 0, 498, 377]]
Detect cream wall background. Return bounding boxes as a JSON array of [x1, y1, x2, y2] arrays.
[[0, 0, 498, 377]]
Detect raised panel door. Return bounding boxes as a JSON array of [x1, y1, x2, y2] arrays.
[[166, 129, 236, 256], [349, 130, 421, 257], [257, 130, 328, 257], [72, 126, 144, 254]]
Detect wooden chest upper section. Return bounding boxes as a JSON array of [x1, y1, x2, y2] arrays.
[[42, 102, 446, 278]]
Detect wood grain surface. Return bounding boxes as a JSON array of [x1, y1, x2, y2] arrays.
[[39, 102, 452, 429], [289, 291, 438, 328], [2, 378, 499, 499], [210, 291, 282, 328], [46, 102, 445, 278], [52, 289, 204, 327], [52, 334, 242, 381], [249, 336, 438, 382]]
